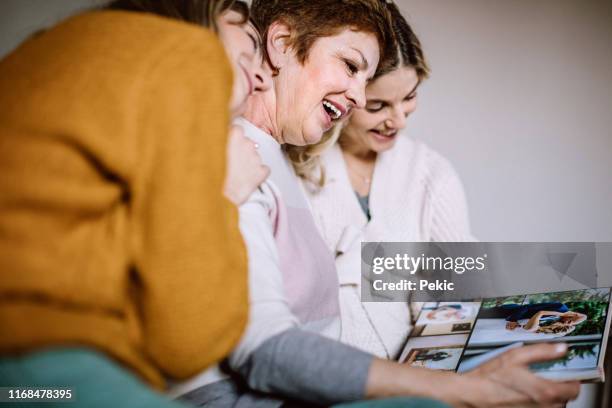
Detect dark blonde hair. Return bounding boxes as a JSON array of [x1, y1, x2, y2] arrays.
[[289, 2, 430, 187], [536, 322, 577, 335], [104, 0, 249, 32], [375, 2, 429, 81]]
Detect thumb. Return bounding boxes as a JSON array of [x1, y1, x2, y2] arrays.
[[505, 343, 568, 366]]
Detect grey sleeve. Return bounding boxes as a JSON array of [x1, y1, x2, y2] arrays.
[[235, 327, 374, 405]]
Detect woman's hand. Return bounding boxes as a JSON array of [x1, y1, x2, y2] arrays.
[[366, 343, 580, 407], [223, 125, 270, 205], [461, 343, 580, 407]]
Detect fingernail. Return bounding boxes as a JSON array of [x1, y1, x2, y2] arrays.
[[555, 343, 568, 353]]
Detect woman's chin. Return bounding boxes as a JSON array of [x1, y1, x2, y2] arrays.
[[368, 131, 397, 150], [369, 136, 397, 153], [299, 126, 325, 146]]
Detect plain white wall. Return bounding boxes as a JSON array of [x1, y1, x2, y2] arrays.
[[396, 0, 612, 241], [0, 0, 103, 57], [0, 1, 609, 407]]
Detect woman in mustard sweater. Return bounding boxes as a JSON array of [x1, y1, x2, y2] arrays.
[[0, 1, 269, 407]]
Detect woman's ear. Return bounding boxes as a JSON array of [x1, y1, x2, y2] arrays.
[[266, 21, 292, 70]]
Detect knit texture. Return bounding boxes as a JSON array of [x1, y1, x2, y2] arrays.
[[304, 136, 474, 358], [0, 11, 247, 388]]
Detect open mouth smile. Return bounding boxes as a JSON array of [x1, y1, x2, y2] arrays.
[[322, 99, 347, 122], [370, 129, 398, 140]]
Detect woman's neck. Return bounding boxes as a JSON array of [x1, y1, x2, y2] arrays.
[[341, 145, 377, 197], [339, 137, 377, 163], [243, 91, 283, 144]]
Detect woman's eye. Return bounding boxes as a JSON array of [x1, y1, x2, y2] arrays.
[[365, 104, 384, 113], [345, 60, 358, 76], [405, 93, 417, 101], [248, 33, 258, 52]]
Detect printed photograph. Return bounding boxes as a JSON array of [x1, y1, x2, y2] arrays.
[[458, 341, 601, 378], [468, 288, 610, 346], [414, 302, 481, 336], [404, 346, 464, 371], [398, 334, 469, 370]]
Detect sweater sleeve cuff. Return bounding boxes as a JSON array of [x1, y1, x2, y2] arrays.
[[237, 328, 373, 404]]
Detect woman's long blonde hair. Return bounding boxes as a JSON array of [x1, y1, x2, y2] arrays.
[[536, 322, 577, 335], [288, 2, 430, 190]]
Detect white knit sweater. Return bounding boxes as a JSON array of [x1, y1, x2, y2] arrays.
[[302, 136, 475, 359]]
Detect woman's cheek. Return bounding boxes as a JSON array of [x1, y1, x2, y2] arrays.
[[405, 99, 418, 114], [364, 112, 386, 130], [351, 110, 375, 130]]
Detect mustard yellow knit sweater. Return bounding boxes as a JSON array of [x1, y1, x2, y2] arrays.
[[0, 11, 247, 388]]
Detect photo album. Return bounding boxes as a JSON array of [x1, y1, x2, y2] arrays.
[[398, 288, 612, 382]]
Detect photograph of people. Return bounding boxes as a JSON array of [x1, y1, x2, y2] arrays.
[[425, 305, 470, 322], [457, 289, 611, 383], [0, 0, 272, 407], [406, 346, 463, 371], [469, 289, 607, 346], [481, 302, 587, 335], [414, 302, 480, 336]]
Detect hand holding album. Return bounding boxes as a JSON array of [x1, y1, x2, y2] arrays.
[[398, 288, 611, 382]]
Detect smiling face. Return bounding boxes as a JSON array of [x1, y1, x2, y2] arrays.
[[341, 66, 420, 154], [217, 10, 271, 117], [271, 28, 380, 146]]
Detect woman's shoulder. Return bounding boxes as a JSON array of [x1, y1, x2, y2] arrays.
[[389, 136, 462, 190], [1, 10, 229, 83], [0, 10, 232, 124], [61, 11, 223, 52]]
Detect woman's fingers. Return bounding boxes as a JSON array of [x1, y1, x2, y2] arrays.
[[248, 140, 270, 183], [245, 142, 269, 186], [502, 369, 580, 405], [223, 126, 269, 205], [467, 343, 580, 406], [501, 343, 568, 366], [498, 345, 580, 403]]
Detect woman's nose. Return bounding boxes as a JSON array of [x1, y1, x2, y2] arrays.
[[345, 79, 367, 109], [386, 108, 407, 129], [253, 63, 271, 93]]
